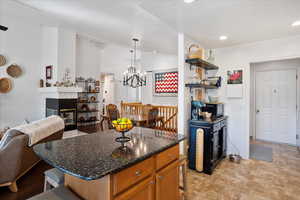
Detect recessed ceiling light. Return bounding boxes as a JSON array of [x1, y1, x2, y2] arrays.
[[184, 0, 195, 3], [219, 36, 228, 41], [292, 21, 300, 27]]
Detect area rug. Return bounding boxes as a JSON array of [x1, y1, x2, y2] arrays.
[[250, 143, 273, 162]]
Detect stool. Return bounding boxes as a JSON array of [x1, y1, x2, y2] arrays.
[[44, 168, 65, 192], [28, 186, 81, 200], [179, 155, 188, 200]]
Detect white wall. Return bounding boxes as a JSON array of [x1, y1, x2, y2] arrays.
[[41, 26, 58, 84], [76, 36, 102, 79], [214, 35, 300, 158], [141, 52, 178, 106], [100, 43, 139, 105], [0, 0, 44, 128], [57, 28, 76, 82]]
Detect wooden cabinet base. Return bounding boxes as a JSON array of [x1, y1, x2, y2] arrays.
[[65, 144, 180, 200], [65, 174, 111, 200], [156, 160, 180, 200], [114, 177, 155, 200]]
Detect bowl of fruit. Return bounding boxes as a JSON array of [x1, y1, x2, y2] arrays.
[[112, 118, 134, 143], [112, 118, 133, 133]]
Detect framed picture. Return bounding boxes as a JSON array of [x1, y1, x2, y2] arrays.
[[227, 69, 243, 84], [46, 66, 53, 80], [153, 69, 178, 97]]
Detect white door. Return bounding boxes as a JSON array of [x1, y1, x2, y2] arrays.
[[256, 69, 297, 145]]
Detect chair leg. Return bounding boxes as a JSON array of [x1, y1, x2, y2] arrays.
[[9, 181, 18, 193], [44, 177, 51, 192], [182, 161, 187, 200], [179, 159, 188, 200]]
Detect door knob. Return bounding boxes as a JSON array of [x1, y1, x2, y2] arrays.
[[256, 109, 260, 114]]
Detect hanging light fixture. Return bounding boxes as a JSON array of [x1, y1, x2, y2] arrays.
[[123, 38, 146, 88]]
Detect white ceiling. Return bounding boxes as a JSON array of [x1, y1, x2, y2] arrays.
[[141, 0, 300, 48], [14, 0, 300, 51], [14, 0, 178, 54]]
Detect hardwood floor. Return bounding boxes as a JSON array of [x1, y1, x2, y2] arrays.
[[0, 161, 51, 200]]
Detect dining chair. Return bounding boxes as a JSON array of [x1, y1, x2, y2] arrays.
[[106, 104, 120, 129], [146, 108, 159, 128]]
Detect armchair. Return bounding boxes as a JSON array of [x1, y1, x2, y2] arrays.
[[0, 127, 63, 192]]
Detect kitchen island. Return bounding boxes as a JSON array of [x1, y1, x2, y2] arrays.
[[33, 127, 186, 200]]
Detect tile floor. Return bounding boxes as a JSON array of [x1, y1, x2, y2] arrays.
[[187, 141, 300, 200]]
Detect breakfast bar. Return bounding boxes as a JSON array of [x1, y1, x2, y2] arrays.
[[33, 127, 185, 200]]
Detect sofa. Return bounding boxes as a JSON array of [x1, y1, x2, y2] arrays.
[[0, 117, 64, 192]]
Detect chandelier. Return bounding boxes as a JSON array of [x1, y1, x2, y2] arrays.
[[123, 38, 146, 88]]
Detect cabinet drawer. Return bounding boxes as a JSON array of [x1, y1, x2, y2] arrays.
[[156, 144, 179, 171], [112, 157, 155, 196], [114, 176, 155, 200]]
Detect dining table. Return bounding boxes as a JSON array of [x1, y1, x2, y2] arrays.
[[100, 113, 165, 131], [122, 113, 164, 127]]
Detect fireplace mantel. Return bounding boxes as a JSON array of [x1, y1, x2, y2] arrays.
[[39, 87, 83, 99]]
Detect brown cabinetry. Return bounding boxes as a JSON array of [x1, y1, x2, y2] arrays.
[[112, 157, 155, 196], [114, 177, 155, 200], [112, 144, 180, 200], [156, 145, 179, 171], [156, 161, 180, 200]]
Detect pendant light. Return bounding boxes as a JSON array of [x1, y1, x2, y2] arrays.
[[123, 38, 146, 88]]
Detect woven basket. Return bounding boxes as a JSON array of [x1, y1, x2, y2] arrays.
[[187, 44, 204, 59], [0, 55, 6, 66], [0, 77, 12, 93], [7, 64, 22, 78]]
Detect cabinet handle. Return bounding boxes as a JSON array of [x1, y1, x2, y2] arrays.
[[158, 175, 163, 180], [135, 170, 141, 176], [150, 180, 155, 185]]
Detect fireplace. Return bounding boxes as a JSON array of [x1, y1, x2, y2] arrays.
[[46, 98, 77, 131]]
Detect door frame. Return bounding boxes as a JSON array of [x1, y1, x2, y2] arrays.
[[250, 59, 299, 145]]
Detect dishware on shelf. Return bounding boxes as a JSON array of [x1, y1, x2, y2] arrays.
[[208, 96, 219, 103]]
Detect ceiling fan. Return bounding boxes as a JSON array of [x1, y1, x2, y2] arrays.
[[0, 25, 8, 31]]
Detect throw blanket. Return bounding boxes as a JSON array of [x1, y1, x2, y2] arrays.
[[14, 116, 64, 146]]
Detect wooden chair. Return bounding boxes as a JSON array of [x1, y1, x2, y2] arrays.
[[145, 108, 159, 128], [106, 104, 120, 129], [179, 155, 188, 200]]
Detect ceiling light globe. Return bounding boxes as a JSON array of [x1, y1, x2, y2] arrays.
[[184, 0, 195, 3], [219, 36, 228, 41], [292, 21, 300, 27]]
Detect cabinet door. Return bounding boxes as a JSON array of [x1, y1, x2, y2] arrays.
[[156, 161, 179, 200], [114, 177, 155, 200]]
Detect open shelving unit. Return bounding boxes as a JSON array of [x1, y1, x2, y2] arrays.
[[185, 57, 221, 100], [76, 79, 100, 128], [185, 83, 219, 92], [186, 58, 219, 70]]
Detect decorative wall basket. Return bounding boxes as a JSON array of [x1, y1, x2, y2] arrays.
[[7, 64, 22, 78], [0, 55, 6, 66], [0, 77, 12, 93]]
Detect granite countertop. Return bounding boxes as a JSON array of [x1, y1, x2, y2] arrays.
[[33, 127, 185, 181]]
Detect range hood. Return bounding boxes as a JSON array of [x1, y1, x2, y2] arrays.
[[0, 25, 8, 31]]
